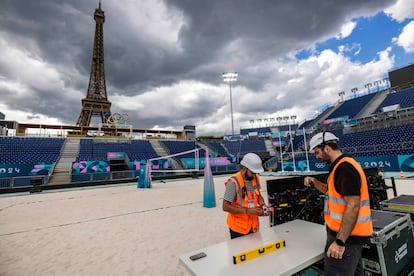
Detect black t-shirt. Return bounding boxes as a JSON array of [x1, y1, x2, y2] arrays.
[[333, 159, 361, 196], [327, 154, 370, 244]]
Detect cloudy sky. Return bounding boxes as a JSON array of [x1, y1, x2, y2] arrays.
[[0, 0, 414, 136]]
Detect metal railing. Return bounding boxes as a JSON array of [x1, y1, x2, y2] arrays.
[[0, 175, 48, 188]]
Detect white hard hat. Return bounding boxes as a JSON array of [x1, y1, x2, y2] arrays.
[[309, 132, 339, 152], [240, 153, 264, 173]]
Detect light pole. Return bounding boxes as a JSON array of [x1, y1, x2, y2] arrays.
[[278, 133, 284, 173], [383, 78, 389, 89], [290, 115, 296, 126], [289, 115, 297, 172], [277, 116, 282, 126], [351, 87, 358, 98], [338, 91, 345, 102], [222, 72, 238, 136], [364, 83, 372, 93]]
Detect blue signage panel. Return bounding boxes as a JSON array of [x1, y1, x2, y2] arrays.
[[279, 154, 410, 172], [0, 164, 32, 177], [398, 155, 414, 172], [356, 156, 400, 171]]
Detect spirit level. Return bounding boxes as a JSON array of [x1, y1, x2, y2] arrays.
[[233, 239, 286, 264]]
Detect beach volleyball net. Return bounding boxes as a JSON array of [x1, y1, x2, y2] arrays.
[[147, 148, 203, 176]]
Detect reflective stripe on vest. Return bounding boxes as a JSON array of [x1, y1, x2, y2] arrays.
[[324, 157, 373, 236], [224, 172, 260, 234]]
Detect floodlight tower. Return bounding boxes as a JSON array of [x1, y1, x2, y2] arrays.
[[351, 87, 358, 98], [364, 83, 372, 93], [222, 72, 238, 136], [338, 91, 345, 102], [288, 115, 297, 172]]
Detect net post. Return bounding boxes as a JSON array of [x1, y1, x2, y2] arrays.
[[203, 147, 216, 208], [137, 159, 151, 188], [146, 161, 152, 188]]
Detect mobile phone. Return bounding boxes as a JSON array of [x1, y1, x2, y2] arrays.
[[189, 252, 207, 261]]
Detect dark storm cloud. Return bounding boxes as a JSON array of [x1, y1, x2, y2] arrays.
[[99, 0, 397, 93], [0, 1, 91, 64], [165, 0, 393, 89], [0, 0, 395, 87], [0, 0, 94, 123], [0, 0, 401, 134]]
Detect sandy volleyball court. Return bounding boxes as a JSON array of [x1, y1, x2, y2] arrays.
[[0, 175, 412, 276]]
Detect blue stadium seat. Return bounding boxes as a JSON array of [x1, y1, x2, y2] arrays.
[[0, 137, 65, 165]]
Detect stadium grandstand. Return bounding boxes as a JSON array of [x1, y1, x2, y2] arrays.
[[0, 64, 413, 192]]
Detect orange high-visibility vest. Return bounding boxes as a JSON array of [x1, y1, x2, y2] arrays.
[[225, 172, 260, 234], [325, 157, 373, 236]]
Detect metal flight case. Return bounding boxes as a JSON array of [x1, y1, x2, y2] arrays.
[[380, 194, 414, 221], [361, 210, 414, 276], [266, 168, 397, 227], [266, 174, 327, 227]]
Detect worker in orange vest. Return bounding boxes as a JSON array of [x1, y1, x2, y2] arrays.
[[304, 132, 373, 275], [223, 153, 270, 239]]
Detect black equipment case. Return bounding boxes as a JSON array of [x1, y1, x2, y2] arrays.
[[266, 174, 328, 226], [380, 194, 414, 220], [361, 210, 414, 276]]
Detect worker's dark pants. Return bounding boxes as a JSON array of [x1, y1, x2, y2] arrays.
[[229, 228, 254, 239], [324, 233, 364, 276]]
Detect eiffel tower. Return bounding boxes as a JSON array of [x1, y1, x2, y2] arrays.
[[76, 1, 111, 129]]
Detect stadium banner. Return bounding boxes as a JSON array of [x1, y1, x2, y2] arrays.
[[129, 159, 171, 170], [149, 159, 171, 170], [280, 155, 403, 172], [224, 134, 246, 141], [181, 157, 232, 169], [0, 163, 53, 178], [0, 164, 34, 177], [344, 119, 357, 127], [72, 159, 173, 174], [72, 160, 110, 174], [281, 161, 297, 171], [29, 163, 53, 175], [272, 140, 285, 147], [107, 152, 125, 159], [398, 154, 414, 172], [357, 156, 400, 171], [297, 160, 311, 171], [271, 132, 282, 138], [323, 116, 348, 125]]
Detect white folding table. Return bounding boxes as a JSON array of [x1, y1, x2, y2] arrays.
[[179, 219, 326, 276]]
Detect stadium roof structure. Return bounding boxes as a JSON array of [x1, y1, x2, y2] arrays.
[[5, 121, 187, 139]]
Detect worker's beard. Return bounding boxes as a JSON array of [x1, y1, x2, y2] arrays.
[[319, 151, 332, 164], [244, 170, 254, 181]]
